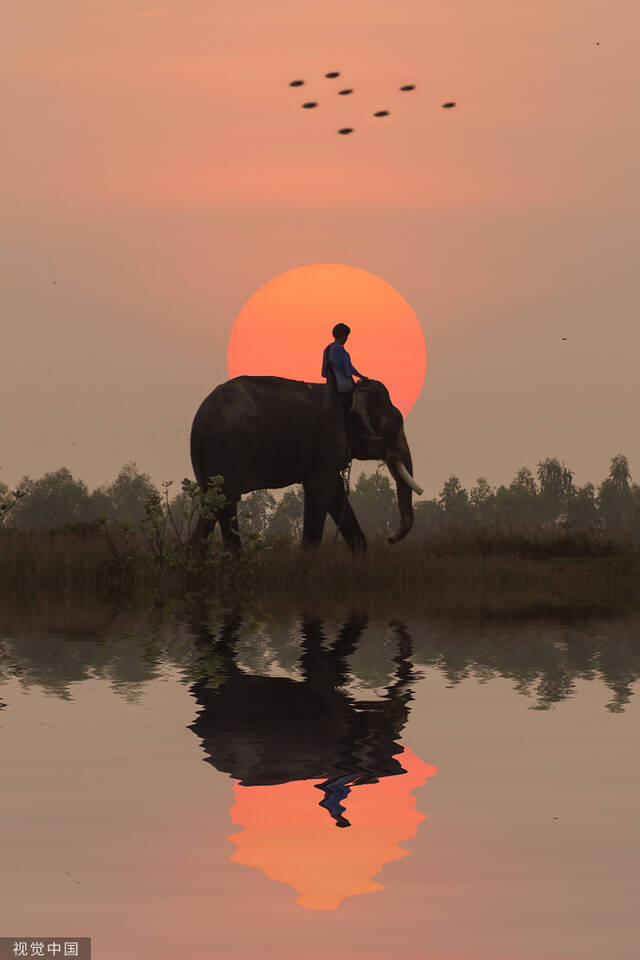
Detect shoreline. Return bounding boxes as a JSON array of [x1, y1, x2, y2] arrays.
[[2, 527, 640, 611]]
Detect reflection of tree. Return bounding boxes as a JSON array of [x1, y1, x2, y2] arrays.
[[345, 620, 421, 693], [1, 604, 639, 714], [410, 610, 640, 713], [0, 604, 197, 702]]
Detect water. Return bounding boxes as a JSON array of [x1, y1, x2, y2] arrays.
[[1, 603, 639, 959]]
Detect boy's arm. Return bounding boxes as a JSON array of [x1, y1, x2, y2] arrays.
[[331, 343, 367, 379], [344, 349, 364, 378]]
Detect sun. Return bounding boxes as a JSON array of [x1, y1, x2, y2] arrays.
[[227, 263, 427, 416]]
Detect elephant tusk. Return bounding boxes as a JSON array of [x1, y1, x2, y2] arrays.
[[394, 461, 423, 496]]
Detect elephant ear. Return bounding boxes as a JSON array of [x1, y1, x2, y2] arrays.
[[350, 386, 382, 440]]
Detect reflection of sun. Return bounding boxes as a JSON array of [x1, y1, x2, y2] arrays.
[[227, 745, 437, 911], [227, 263, 427, 416]]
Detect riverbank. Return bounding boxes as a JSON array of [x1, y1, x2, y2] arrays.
[[2, 526, 640, 610]]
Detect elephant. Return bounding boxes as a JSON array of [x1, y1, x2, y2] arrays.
[[189, 375, 423, 549]]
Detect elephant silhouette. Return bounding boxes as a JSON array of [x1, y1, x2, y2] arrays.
[[190, 377, 423, 549], [186, 610, 437, 909], [187, 611, 425, 827]]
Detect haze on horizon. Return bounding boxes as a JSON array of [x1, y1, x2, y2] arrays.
[[2, 0, 639, 498]]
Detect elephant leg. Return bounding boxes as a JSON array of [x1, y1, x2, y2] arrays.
[[219, 500, 241, 551], [302, 476, 335, 547], [328, 478, 367, 552]]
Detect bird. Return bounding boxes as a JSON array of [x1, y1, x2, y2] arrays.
[[288, 75, 456, 137], [52, 280, 57, 285], [562, 337, 567, 341]]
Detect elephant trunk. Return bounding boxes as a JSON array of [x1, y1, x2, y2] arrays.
[[385, 430, 420, 544]]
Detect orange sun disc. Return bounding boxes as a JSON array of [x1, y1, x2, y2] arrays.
[[227, 263, 427, 416]]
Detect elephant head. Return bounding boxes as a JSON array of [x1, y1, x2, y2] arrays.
[[349, 381, 423, 544]]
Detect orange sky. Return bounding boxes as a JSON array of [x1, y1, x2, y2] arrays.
[[2, 0, 640, 494]]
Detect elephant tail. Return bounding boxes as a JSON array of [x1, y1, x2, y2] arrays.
[[190, 431, 206, 490], [190, 431, 228, 498]]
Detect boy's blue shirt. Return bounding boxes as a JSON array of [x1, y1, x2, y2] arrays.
[[321, 342, 361, 393]]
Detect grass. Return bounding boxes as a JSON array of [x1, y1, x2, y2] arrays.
[[252, 541, 640, 610], [0, 525, 145, 599], [2, 524, 640, 610]]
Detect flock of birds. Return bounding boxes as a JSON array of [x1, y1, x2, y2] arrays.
[[9, 417, 186, 453], [289, 72, 456, 134]]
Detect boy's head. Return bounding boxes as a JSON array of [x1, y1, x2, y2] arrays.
[[332, 323, 351, 344]]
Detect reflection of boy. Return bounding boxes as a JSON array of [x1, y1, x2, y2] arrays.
[[315, 773, 357, 828], [321, 323, 367, 418]]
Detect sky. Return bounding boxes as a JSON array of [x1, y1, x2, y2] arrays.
[[2, 0, 640, 498]]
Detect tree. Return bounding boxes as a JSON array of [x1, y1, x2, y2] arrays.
[[105, 462, 159, 529], [438, 476, 470, 525], [490, 466, 540, 534], [0, 482, 24, 526], [536, 457, 574, 528], [469, 477, 495, 527], [164, 484, 202, 543], [88, 487, 116, 523], [566, 482, 600, 535], [267, 488, 304, 540], [598, 454, 634, 537], [511, 467, 537, 498], [413, 499, 441, 536], [608, 454, 632, 491], [0, 482, 10, 522], [238, 490, 277, 538], [348, 470, 397, 537], [9, 468, 96, 530]]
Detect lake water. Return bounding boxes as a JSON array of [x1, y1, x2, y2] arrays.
[[1, 602, 639, 959]]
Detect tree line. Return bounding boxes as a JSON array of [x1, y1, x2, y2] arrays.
[[1, 454, 640, 543]]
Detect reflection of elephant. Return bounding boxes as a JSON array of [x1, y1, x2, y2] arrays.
[[188, 612, 418, 827], [189, 376, 423, 549]]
